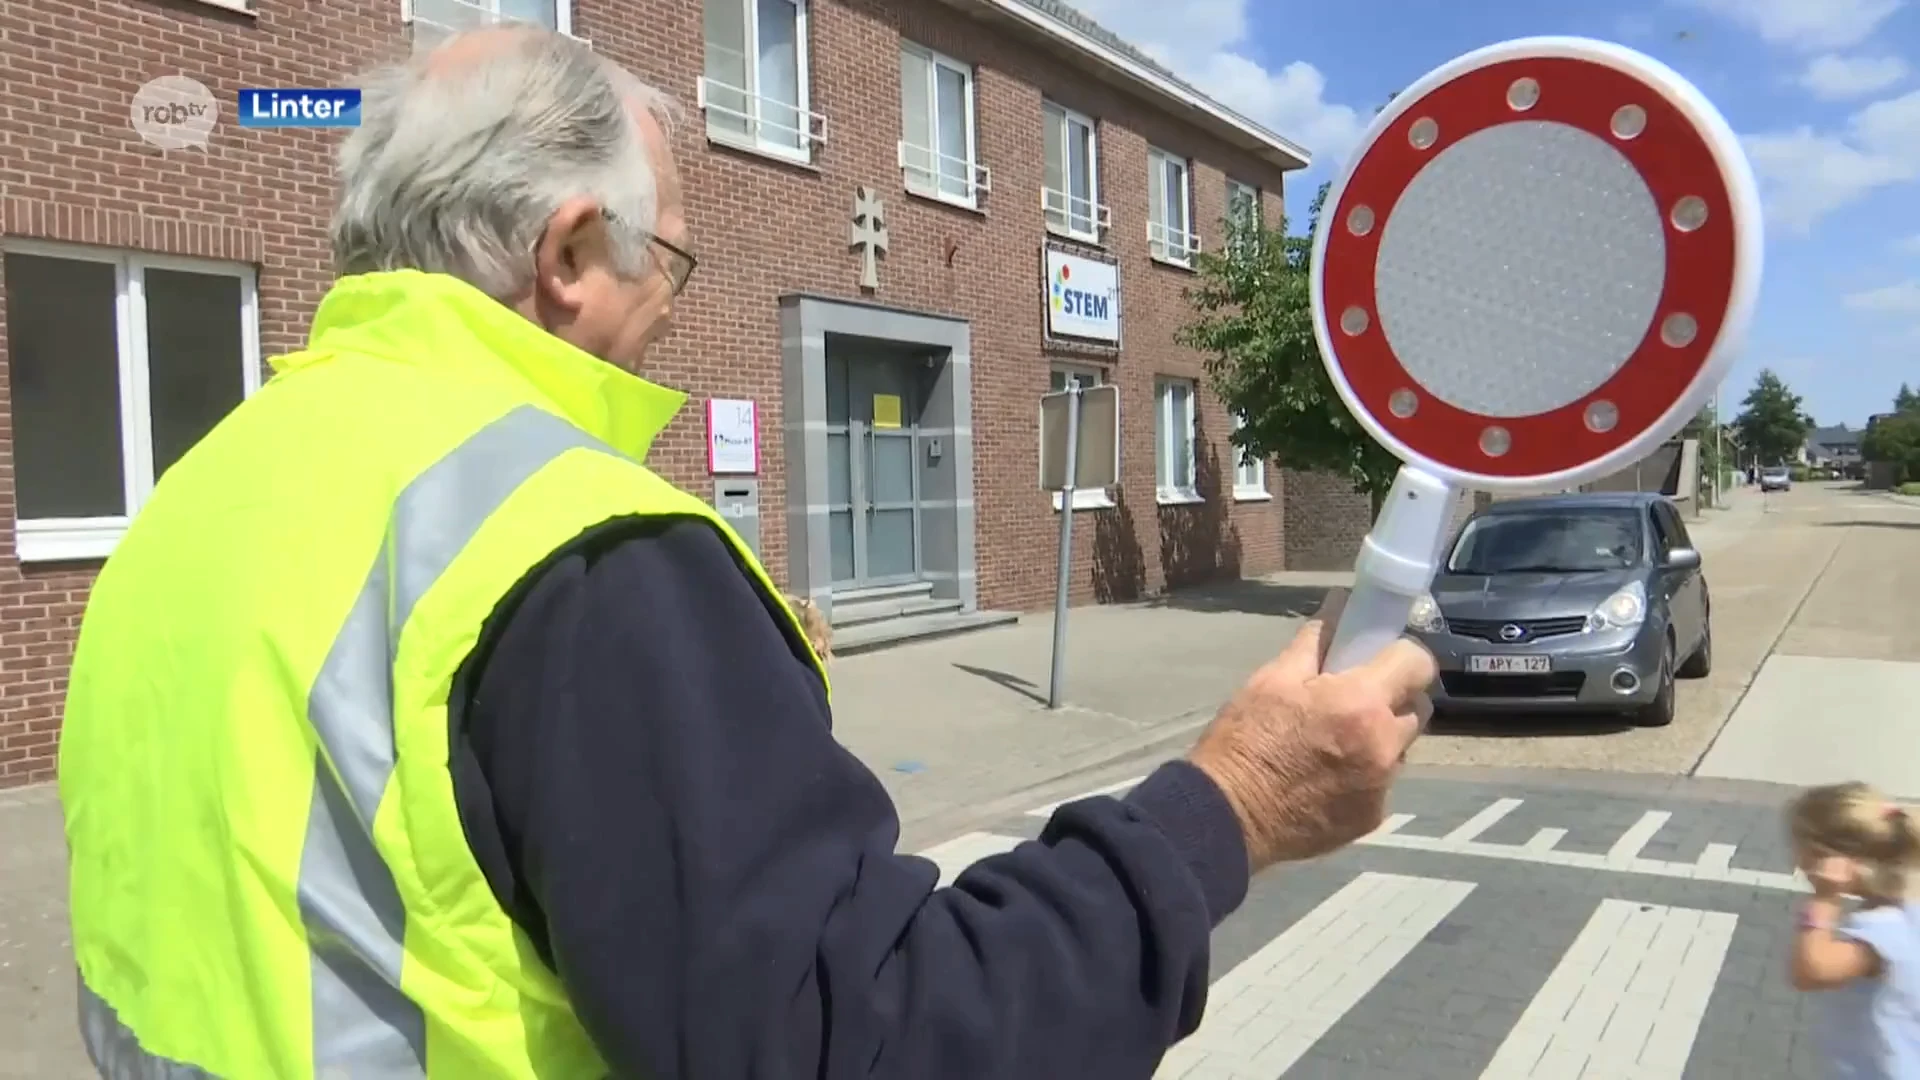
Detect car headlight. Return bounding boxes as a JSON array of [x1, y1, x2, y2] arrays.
[[1406, 592, 1446, 633], [1586, 580, 1647, 632]]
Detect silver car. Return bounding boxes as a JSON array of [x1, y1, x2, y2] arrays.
[[1407, 492, 1712, 727]]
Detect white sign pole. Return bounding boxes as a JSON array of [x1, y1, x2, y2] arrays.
[[1047, 385, 1082, 710]]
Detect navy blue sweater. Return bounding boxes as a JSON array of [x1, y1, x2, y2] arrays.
[[448, 516, 1251, 1079]]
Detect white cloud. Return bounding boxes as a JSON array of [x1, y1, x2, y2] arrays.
[[1798, 53, 1909, 99], [1065, 0, 1366, 169], [1681, 0, 1903, 52], [1843, 279, 1920, 312], [1742, 88, 1920, 230]]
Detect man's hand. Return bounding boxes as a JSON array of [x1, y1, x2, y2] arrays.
[[1187, 589, 1437, 873]]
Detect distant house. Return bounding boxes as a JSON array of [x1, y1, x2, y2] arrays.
[[1804, 425, 1863, 472]]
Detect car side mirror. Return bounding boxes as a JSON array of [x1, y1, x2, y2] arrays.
[[1663, 547, 1702, 571]]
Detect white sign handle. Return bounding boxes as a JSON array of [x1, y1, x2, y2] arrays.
[[1321, 465, 1456, 674]]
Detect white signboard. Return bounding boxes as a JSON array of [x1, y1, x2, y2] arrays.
[[706, 398, 759, 474], [1045, 248, 1120, 343]]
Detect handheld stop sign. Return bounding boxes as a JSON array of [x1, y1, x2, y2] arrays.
[[1311, 36, 1763, 674]]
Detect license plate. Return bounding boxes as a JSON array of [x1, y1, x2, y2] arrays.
[[1467, 655, 1551, 674]]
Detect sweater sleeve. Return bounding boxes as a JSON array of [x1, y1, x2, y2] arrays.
[[450, 515, 1251, 1079]]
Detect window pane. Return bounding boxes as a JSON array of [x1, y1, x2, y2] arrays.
[[496, 0, 556, 27], [4, 253, 126, 519], [1165, 159, 1187, 233], [144, 268, 246, 480], [1154, 385, 1170, 488], [935, 64, 969, 198], [1068, 119, 1095, 234], [754, 0, 801, 148], [1049, 369, 1066, 392], [1173, 384, 1193, 485], [1043, 109, 1067, 229], [703, 0, 751, 137], [900, 49, 932, 183]]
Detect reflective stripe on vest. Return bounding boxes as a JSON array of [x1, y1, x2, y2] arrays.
[[80, 405, 636, 1079]]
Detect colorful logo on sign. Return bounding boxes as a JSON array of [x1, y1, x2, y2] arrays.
[[1050, 261, 1109, 321]]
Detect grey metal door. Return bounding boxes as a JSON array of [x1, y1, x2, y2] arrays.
[[825, 346, 923, 587]]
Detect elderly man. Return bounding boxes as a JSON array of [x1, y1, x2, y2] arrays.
[[60, 26, 1434, 1080]]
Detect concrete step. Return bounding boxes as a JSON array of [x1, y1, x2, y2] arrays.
[[830, 581, 936, 626], [833, 609, 1021, 655], [835, 595, 964, 628]]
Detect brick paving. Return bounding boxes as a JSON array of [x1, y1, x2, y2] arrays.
[[929, 767, 1824, 1080]]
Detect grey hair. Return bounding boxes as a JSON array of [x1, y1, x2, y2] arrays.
[[330, 27, 680, 297]]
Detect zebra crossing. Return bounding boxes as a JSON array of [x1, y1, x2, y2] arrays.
[[913, 771, 1824, 1079]]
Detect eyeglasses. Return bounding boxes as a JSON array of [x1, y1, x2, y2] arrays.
[[647, 234, 698, 297], [601, 208, 697, 296]]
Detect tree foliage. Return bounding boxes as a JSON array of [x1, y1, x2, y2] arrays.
[[1863, 383, 1920, 483], [1731, 369, 1814, 466], [1178, 182, 1401, 508]]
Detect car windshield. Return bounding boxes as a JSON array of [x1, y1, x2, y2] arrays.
[[1763, 468, 1788, 477], [1448, 509, 1644, 574]]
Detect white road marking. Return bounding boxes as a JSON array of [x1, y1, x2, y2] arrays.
[[916, 831, 1023, 886], [1478, 898, 1737, 1079], [1444, 797, 1523, 843], [1154, 872, 1476, 1079], [1695, 842, 1736, 874], [1525, 827, 1567, 853], [1607, 811, 1672, 866], [1356, 802, 1806, 893], [1024, 775, 1146, 819], [1370, 812, 1416, 839]]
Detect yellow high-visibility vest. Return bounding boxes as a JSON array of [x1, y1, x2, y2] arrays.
[[60, 269, 825, 1078]]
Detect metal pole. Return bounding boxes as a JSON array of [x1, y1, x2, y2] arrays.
[[1047, 386, 1081, 710], [1712, 391, 1723, 509]]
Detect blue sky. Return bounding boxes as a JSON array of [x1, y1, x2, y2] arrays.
[[1077, 0, 1920, 428]]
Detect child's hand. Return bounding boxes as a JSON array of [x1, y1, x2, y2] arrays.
[[1806, 855, 1860, 897]]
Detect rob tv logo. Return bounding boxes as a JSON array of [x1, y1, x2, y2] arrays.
[[237, 88, 363, 128]]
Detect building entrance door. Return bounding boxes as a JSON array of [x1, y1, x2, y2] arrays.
[[826, 342, 924, 587]]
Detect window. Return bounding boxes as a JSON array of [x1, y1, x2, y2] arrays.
[[1448, 509, 1645, 574], [701, 0, 822, 163], [1231, 412, 1268, 499], [1154, 378, 1198, 502], [1043, 102, 1107, 242], [1049, 365, 1113, 510], [407, 0, 570, 47], [900, 44, 988, 207], [2, 243, 260, 562], [1147, 148, 1197, 265], [1226, 178, 1260, 230]]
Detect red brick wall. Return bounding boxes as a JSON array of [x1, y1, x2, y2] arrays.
[[0, 0, 1366, 786]]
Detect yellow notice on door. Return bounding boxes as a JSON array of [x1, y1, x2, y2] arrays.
[[872, 393, 902, 429]]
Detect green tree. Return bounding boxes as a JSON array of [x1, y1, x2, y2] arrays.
[[1680, 405, 1732, 499], [1732, 369, 1813, 466], [1864, 386, 1920, 482], [1179, 182, 1401, 513]]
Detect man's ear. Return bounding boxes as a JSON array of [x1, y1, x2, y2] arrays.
[[530, 196, 605, 314]]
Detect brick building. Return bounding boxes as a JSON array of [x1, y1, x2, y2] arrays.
[[0, 0, 1373, 786]]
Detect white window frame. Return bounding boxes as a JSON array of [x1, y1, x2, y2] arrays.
[[1042, 102, 1109, 244], [697, 0, 826, 165], [1226, 178, 1261, 230], [1147, 148, 1198, 267], [1154, 377, 1201, 504], [2, 239, 262, 564], [403, 0, 575, 46], [1048, 365, 1115, 511], [899, 43, 989, 209], [1230, 411, 1269, 501]]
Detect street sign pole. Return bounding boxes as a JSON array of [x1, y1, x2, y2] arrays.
[[1712, 390, 1723, 509], [1048, 385, 1081, 710]]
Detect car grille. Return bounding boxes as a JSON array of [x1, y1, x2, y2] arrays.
[[1445, 616, 1588, 643], [1440, 672, 1586, 698]]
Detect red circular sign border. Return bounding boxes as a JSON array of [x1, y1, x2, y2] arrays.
[[1321, 56, 1738, 478]]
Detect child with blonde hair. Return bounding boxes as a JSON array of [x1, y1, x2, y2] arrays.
[[1785, 781, 1920, 1078], [787, 596, 832, 662]]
